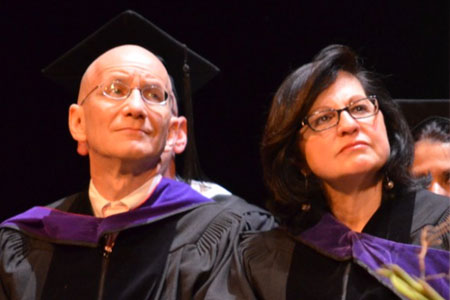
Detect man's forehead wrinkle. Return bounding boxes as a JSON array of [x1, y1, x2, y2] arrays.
[[96, 48, 170, 86], [99, 67, 168, 83]]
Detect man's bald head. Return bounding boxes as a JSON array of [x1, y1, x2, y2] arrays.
[[68, 44, 182, 169], [78, 45, 172, 104]]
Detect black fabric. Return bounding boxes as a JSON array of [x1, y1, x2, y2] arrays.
[[287, 243, 398, 300], [64, 190, 93, 215], [286, 243, 346, 299], [42, 193, 180, 299], [103, 219, 177, 299], [41, 244, 101, 299], [346, 263, 398, 299], [363, 190, 415, 243], [47, 190, 92, 214]]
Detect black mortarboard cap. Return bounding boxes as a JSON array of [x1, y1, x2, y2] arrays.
[[42, 10, 220, 181], [42, 10, 219, 99]]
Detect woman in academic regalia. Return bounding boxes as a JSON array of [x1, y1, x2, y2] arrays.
[[230, 45, 450, 300]]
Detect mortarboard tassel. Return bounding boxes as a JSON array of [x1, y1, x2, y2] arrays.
[[182, 44, 205, 182]]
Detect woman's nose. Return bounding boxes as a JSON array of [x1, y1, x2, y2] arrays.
[[337, 110, 359, 135]]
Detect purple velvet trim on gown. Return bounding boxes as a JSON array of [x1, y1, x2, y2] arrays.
[[299, 213, 449, 299], [1, 178, 212, 245]]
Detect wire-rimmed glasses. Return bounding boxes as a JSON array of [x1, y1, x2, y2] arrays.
[[80, 80, 171, 106]]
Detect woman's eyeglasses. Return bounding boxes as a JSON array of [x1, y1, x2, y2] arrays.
[[301, 95, 379, 132]]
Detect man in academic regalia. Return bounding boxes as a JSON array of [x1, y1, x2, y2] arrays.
[[0, 11, 274, 300]]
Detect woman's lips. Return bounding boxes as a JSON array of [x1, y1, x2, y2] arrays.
[[339, 141, 369, 153]]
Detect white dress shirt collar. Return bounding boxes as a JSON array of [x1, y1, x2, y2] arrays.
[[89, 174, 162, 218]]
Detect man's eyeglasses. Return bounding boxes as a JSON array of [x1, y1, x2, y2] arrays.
[[301, 95, 379, 132], [80, 80, 171, 106]]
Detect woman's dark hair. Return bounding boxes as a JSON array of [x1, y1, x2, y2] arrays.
[[412, 116, 450, 143], [261, 44, 417, 229]]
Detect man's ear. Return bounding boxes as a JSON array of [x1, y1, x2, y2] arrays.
[[173, 116, 187, 154], [68, 104, 87, 148], [165, 116, 187, 154], [76, 141, 89, 156]]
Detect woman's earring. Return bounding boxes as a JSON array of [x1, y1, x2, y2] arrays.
[[301, 203, 311, 211], [385, 175, 394, 190]]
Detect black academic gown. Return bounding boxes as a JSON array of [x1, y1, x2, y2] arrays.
[[230, 189, 450, 300], [0, 178, 275, 300]]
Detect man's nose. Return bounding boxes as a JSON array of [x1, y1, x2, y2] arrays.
[[124, 89, 146, 116]]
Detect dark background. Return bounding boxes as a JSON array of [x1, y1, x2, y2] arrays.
[[1, 1, 449, 221]]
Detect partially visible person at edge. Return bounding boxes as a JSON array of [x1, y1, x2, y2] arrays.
[[411, 116, 450, 198], [227, 45, 450, 299], [157, 91, 234, 199], [0, 16, 275, 300]]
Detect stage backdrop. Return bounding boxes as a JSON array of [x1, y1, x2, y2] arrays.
[[1, 1, 448, 221]]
